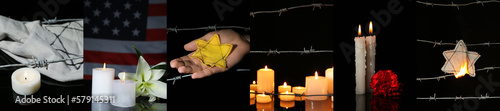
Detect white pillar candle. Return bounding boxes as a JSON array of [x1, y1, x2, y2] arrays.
[[111, 79, 136, 107], [11, 68, 41, 95], [257, 66, 274, 93], [305, 71, 327, 100], [365, 21, 376, 93], [325, 67, 333, 94], [355, 25, 366, 94], [92, 63, 114, 97]]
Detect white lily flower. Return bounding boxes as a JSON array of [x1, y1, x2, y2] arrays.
[[119, 56, 167, 102]]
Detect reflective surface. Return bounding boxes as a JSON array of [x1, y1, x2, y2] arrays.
[[250, 96, 334, 111]]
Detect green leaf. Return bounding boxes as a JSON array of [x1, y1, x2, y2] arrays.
[[132, 45, 143, 58], [150, 62, 167, 70]]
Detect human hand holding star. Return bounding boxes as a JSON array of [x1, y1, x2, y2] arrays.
[[170, 29, 250, 79]]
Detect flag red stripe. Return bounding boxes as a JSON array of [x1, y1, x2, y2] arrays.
[[148, 4, 167, 16], [146, 29, 167, 41], [84, 50, 167, 65]]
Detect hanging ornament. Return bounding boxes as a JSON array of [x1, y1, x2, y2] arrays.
[[441, 40, 480, 78]]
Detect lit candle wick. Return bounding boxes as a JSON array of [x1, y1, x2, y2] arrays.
[[24, 71, 27, 80], [264, 65, 267, 70], [369, 21, 373, 35], [122, 72, 126, 83], [358, 24, 361, 36], [103, 63, 106, 70], [253, 80, 256, 84], [315, 71, 318, 79], [284, 82, 287, 87]]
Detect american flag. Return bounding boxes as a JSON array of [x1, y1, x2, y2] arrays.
[[83, 0, 167, 79]]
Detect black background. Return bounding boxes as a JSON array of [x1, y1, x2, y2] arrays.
[[249, 0, 334, 110], [166, 0, 250, 110], [333, 0, 415, 111], [416, 0, 500, 110]]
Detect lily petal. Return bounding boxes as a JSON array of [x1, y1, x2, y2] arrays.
[[118, 72, 137, 81], [150, 69, 165, 81], [147, 80, 167, 99], [136, 83, 145, 97], [148, 95, 157, 102], [136, 56, 151, 82]]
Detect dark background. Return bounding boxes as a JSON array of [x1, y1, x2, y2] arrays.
[[333, 0, 415, 111], [166, 0, 250, 110], [249, 0, 334, 110], [416, 0, 500, 110]]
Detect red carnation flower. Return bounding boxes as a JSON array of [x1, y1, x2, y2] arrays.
[[370, 70, 402, 97]]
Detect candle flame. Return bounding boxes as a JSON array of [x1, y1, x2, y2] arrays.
[[285, 91, 289, 94], [265, 65, 267, 70], [24, 71, 27, 80], [253, 80, 256, 84], [122, 72, 126, 83], [284, 82, 287, 87], [358, 24, 361, 36], [315, 71, 318, 79], [369, 21, 373, 34], [103, 63, 106, 70], [455, 61, 468, 78]]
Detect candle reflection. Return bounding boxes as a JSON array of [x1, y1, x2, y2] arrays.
[[280, 101, 295, 109], [250, 98, 255, 105], [305, 99, 330, 111], [91, 103, 111, 111], [256, 100, 274, 111]]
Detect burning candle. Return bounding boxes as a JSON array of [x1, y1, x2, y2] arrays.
[[256, 93, 272, 103], [111, 72, 136, 107], [279, 91, 295, 101], [92, 63, 114, 97], [278, 82, 291, 93], [293, 86, 306, 101], [355, 24, 366, 94], [250, 90, 256, 99], [257, 66, 274, 93], [305, 71, 328, 100], [365, 21, 376, 93], [325, 67, 333, 94], [11, 68, 41, 95], [293, 86, 306, 95], [250, 80, 257, 91]]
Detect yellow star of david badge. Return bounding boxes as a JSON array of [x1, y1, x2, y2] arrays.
[[190, 34, 233, 68]]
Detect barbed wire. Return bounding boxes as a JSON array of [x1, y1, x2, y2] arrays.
[[250, 46, 333, 56], [167, 25, 250, 33], [0, 56, 83, 69], [249, 3, 334, 17], [417, 93, 500, 101], [417, 39, 500, 47], [416, 67, 500, 81], [416, 0, 500, 10], [21, 17, 82, 24]]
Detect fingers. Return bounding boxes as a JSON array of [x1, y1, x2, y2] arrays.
[[192, 67, 227, 79], [184, 31, 219, 51]]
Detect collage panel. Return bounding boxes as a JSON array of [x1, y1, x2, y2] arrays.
[[416, 0, 500, 110]]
